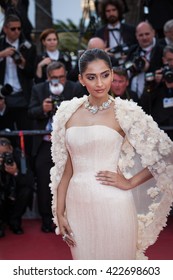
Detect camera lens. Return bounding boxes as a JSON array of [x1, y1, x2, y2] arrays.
[[11, 51, 22, 64], [4, 152, 14, 165]]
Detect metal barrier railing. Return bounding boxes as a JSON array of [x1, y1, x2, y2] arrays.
[[0, 127, 173, 137], [0, 130, 50, 136]]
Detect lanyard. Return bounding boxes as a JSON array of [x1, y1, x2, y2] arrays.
[[109, 29, 122, 46]]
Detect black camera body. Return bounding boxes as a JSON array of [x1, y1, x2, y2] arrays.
[[0, 152, 14, 170], [11, 49, 22, 65], [109, 44, 129, 56], [50, 94, 64, 114], [10, 40, 32, 65], [109, 44, 129, 65], [162, 65, 173, 83], [125, 55, 146, 75]]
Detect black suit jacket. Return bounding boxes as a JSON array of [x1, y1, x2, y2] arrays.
[[28, 80, 79, 156], [95, 23, 137, 48], [0, 35, 37, 105], [158, 38, 167, 48], [140, 83, 173, 127]]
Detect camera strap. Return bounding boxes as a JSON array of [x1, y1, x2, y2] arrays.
[[108, 28, 122, 47]]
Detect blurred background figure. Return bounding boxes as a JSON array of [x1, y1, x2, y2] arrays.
[[159, 19, 173, 47], [140, 0, 173, 39], [0, 14, 37, 155], [0, 137, 34, 238], [125, 21, 163, 100], [0, 0, 33, 41], [140, 69, 173, 141], [94, 0, 136, 50], [28, 61, 81, 233], [154, 45, 173, 85], [110, 67, 138, 102], [35, 28, 72, 84]]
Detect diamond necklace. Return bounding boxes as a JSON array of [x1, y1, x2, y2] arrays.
[[84, 96, 113, 114]]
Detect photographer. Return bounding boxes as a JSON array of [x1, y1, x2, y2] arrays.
[[140, 64, 173, 141], [0, 85, 18, 147], [94, 0, 136, 68], [0, 0, 33, 41], [154, 45, 173, 85], [0, 14, 37, 154], [0, 137, 34, 238], [94, 0, 136, 49], [124, 21, 163, 100], [28, 61, 79, 233]]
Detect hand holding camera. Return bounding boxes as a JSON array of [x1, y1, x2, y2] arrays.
[[107, 44, 129, 66], [0, 152, 17, 176], [125, 55, 150, 75], [4, 160, 18, 176], [43, 98, 53, 113], [5, 40, 31, 66], [154, 68, 163, 84], [0, 46, 16, 58]]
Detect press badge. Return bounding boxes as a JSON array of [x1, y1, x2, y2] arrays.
[[163, 97, 173, 108]]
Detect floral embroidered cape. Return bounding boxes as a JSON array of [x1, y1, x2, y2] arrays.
[[50, 95, 173, 259]]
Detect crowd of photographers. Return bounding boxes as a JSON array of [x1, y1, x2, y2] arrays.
[[1, 0, 173, 238]]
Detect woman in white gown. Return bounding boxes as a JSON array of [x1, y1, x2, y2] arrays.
[[50, 48, 173, 260]]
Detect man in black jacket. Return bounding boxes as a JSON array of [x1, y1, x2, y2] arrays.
[[28, 61, 81, 233], [0, 0, 33, 41], [94, 0, 136, 50], [0, 14, 37, 154], [140, 68, 173, 141], [0, 137, 34, 237], [125, 21, 163, 100]]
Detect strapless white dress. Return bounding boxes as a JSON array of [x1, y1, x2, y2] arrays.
[[65, 125, 137, 260]]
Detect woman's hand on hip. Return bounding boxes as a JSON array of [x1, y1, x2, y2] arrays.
[[95, 170, 132, 190]]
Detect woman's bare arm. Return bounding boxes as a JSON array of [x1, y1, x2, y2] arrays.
[[56, 153, 73, 217], [56, 153, 76, 247]]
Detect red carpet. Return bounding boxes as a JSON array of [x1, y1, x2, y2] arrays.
[[0, 216, 173, 260]]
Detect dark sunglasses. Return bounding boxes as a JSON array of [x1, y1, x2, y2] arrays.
[[9, 27, 21, 31]]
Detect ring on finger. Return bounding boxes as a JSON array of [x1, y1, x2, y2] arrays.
[[62, 233, 68, 241]]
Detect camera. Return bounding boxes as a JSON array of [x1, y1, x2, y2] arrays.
[[0, 84, 13, 97], [109, 44, 129, 65], [9, 40, 32, 65], [162, 64, 173, 83], [0, 152, 14, 171], [50, 93, 64, 114], [124, 55, 146, 75], [11, 49, 22, 64], [109, 44, 129, 57]]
